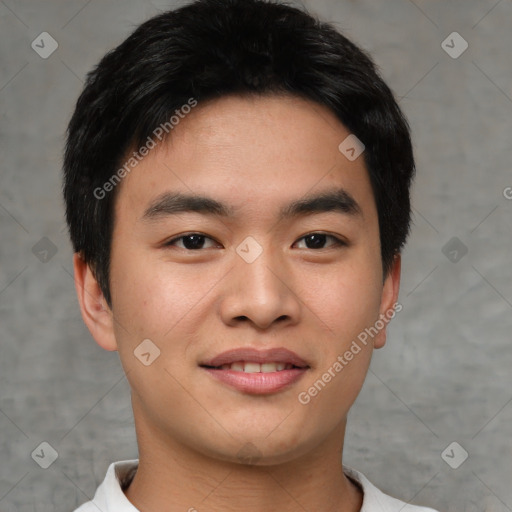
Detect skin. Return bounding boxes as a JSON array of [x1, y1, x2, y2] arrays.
[[74, 93, 401, 512]]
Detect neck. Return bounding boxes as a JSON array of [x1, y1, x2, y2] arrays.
[[124, 403, 362, 512]]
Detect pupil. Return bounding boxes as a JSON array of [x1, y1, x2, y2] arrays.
[[184, 235, 204, 250], [306, 234, 326, 249]]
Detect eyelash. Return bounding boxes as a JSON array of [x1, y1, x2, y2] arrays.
[[163, 232, 347, 251]]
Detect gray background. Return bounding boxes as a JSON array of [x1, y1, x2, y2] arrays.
[[1, 0, 511, 510]]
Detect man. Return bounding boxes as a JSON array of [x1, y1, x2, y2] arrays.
[[63, 0, 439, 510]]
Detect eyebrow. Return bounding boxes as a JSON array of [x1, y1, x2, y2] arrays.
[[141, 188, 362, 222]]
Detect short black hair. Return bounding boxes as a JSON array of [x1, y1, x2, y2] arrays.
[[63, 0, 415, 308]]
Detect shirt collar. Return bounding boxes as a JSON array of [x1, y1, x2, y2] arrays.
[[90, 459, 430, 512]]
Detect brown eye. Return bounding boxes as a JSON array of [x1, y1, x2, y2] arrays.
[[295, 233, 345, 250], [165, 233, 219, 250]]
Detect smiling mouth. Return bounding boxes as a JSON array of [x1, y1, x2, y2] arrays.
[[199, 347, 310, 394], [199, 348, 309, 394]]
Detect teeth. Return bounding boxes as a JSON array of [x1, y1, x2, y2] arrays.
[[244, 362, 260, 373], [220, 362, 295, 372], [261, 363, 277, 373]]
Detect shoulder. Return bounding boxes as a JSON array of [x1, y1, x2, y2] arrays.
[[72, 459, 140, 512], [343, 465, 440, 512]]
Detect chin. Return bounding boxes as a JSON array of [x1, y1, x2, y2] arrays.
[[194, 427, 323, 467]]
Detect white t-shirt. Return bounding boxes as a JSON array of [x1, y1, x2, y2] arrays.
[[73, 459, 439, 512]]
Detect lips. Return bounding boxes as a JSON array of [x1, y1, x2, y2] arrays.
[[200, 347, 309, 395]]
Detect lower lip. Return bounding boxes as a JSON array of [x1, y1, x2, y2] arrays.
[[201, 367, 308, 394]]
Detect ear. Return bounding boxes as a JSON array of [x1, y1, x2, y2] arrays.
[[373, 253, 402, 349], [73, 253, 118, 351]]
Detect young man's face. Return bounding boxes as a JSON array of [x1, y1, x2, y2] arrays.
[[77, 94, 400, 465]]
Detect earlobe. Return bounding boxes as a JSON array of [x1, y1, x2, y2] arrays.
[[73, 253, 118, 351], [373, 254, 402, 350]]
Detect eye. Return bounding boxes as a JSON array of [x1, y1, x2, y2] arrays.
[[163, 232, 346, 251], [164, 233, 220, 250], [294, 233, 346, 250]]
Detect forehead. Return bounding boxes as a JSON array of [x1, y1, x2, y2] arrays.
[[114, 94, 376, 223]]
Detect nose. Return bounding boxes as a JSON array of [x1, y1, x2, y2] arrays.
[[219, 242, 301, 330]]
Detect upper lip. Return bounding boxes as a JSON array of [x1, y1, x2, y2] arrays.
[[201, 348, 309, 368]]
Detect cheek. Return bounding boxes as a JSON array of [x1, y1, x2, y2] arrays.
[[302, 258, 384, 344], [109, 252, 223, 351], [108, 251, 177, 350]]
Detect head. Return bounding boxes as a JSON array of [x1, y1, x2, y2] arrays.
[[64, 0, 414, 465]]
